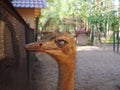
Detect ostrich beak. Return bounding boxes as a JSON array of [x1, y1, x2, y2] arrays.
[[25, 42, 46, 52]]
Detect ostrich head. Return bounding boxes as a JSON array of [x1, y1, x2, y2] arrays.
[[25, 32, 76, 63]]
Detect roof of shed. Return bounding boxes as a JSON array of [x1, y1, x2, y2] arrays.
[[11, 0, 47, 8]]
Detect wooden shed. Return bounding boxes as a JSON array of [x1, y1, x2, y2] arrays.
[[0, 0, 46, 90]]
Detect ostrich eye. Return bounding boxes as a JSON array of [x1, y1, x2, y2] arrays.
[[56, 39, 67, 47]]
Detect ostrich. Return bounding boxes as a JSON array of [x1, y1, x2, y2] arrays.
[[25, 32, 76, 90]]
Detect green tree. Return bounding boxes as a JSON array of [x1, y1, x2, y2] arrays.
[[39, 0, 117, 45]]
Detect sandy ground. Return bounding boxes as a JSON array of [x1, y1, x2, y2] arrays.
[[31, 45, 120, 90]]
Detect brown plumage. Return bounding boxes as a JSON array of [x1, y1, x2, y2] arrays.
[[25, 32, 76, 90]]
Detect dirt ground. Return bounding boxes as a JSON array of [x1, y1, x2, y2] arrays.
[[31, 45, 120, 90]]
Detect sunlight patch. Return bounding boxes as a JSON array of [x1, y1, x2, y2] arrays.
[[77, 46, 102, 51]]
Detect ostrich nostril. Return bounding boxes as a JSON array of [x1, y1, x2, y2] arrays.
[[39, 43, 43, 47]]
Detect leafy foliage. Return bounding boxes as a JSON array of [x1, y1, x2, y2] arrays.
[[39, 0, 119, 33]]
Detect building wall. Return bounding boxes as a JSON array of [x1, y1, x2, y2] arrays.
[[16, 8, 35, 29]]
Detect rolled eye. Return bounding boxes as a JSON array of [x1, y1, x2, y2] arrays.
[[56, 39, 67, 47]]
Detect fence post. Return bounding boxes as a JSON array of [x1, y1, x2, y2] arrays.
[[113, 31, 116, 52], [117, 31, 119, 53]]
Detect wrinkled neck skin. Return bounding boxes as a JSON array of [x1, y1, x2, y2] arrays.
[[51, 55, 76, 90]]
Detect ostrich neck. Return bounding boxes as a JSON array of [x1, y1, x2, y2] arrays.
[[57, 56, 75, 90]]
